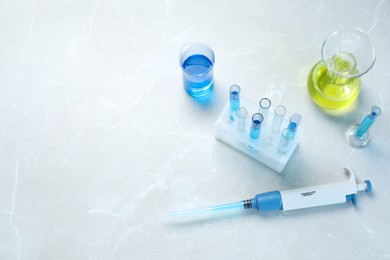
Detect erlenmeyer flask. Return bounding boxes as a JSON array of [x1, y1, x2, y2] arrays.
[[307, 29, 375, 110]]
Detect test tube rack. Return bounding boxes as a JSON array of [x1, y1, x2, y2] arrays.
[[215, 96, 302, 173]]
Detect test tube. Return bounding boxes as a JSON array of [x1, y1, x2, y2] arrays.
[[271, 105, 287, 133], [236, 107, 247, 132], [345, 105, 382, 148], [356, 106, 381, 138], [258, 98, 271, 122], [230, 85, 241, 111], [278, 128, 293, 154], [250, 113, 264, 139], [229, 85, 241, 121], [288, 114, 302, 140]]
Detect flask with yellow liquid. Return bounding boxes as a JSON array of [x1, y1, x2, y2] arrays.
[[307, 29, 376, 110]]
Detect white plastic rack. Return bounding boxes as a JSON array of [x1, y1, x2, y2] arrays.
[[215, 96, 302, 173]]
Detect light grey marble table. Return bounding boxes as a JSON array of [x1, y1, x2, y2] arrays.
[[1, 0, 389, 259]]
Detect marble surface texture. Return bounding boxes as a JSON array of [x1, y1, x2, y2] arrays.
[[1, 0, 390, 259]]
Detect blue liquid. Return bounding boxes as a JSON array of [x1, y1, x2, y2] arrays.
[[230, 91, 240, 111], [356, 116, 374, 138], [250, 120, 262, 139], [182, 54, 213, 97]]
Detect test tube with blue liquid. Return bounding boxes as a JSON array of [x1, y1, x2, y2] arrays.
[[229, 85, 241, 121], [345, 105, 382, 148], [288, 114, 302, 140], [250, 113, 264, 139], [179, 42, 215, 98]]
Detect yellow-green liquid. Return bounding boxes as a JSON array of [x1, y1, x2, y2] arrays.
[[307, 60, 360, 110]]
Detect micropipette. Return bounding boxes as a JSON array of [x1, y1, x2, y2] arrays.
[[165, 168, 371, 217]]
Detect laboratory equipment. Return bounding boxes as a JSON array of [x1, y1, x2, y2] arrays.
[[215, 88, 302, 173], [229, 84, 241, 121], [230, 85, 241, 111], [268, 105, 287, 145], [307, 29, 376, 110], [236, 107, 247, 132], [179, 42, 215, 97], [278, 128, 293, 154], [165, 168, 371, 217], [271, 105, 286, 133], [250, 113, 263, 139], [345, 105, 382, 148], [288, 114, 302, 140], [258, 98, 271, 123]]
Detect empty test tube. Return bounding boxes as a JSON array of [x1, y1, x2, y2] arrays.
[[356, 106, 382, 138], [278, 128, 293, 154], [288, 114, 302, 140], [236, 107, 247, 132], [250, 113, 264, 139], [258, 98, 271, 122], [271, 105, 287, 133]]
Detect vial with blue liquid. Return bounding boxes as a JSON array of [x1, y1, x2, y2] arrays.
[[345, 105, 382, 148], [179, 42, 215, 98], [229, 85, 241, 121], [250, 113, 264, 139]]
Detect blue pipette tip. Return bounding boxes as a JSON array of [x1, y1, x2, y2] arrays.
[[163, 201, 247, 218]]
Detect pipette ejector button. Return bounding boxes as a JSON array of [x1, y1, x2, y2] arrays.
[[364, 180, 372, 192]]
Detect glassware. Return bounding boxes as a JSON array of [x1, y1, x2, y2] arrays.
[[268, 105, 286, 145], [236, 107, 247, 132], [229, 85, 241, 121], [179, 42, 215, 98], [278, 128, 294, 154], [307, 29, 375, 110], [271, 105, 287, 133], [345, 106, 382, 148], [230, 85, 241, 111], [288, 114, 302, 140], [250, 113, 264, 139], [258, 98, 271, 123]]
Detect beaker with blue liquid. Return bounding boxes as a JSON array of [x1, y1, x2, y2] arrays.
[[179, 42, 215, 98]]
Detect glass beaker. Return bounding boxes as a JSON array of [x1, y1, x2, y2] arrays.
[[307, 29, 375, 110], [179, 42, 215, 98]]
